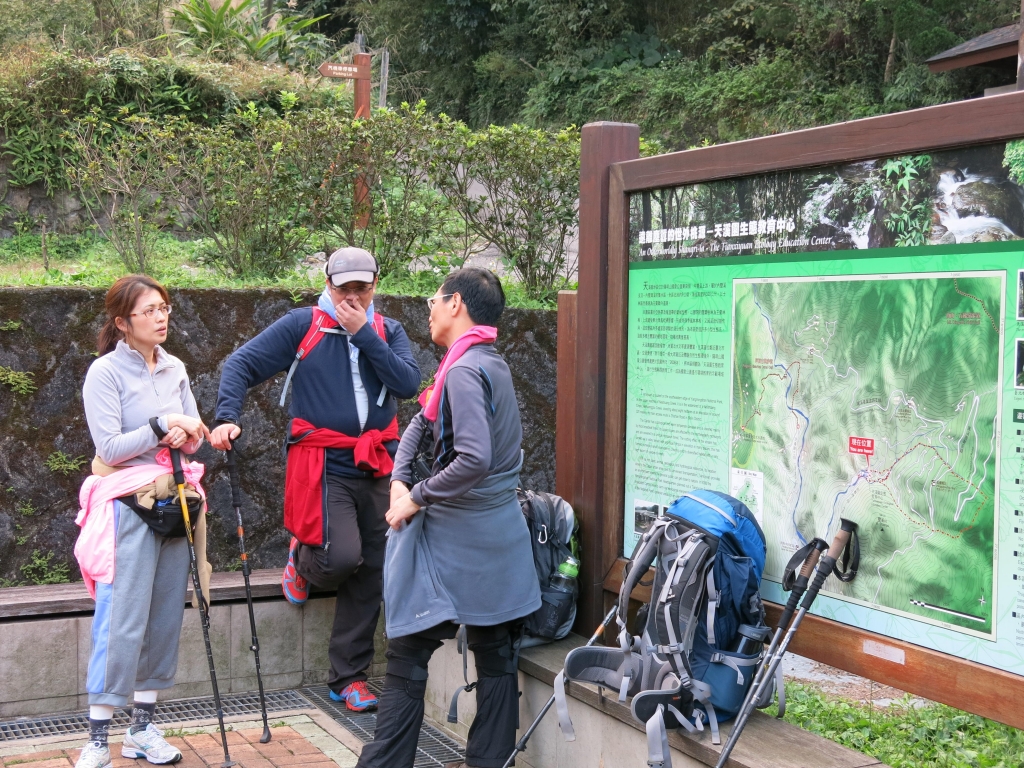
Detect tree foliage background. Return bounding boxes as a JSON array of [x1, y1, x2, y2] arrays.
[[333, 0, 1021, 147]]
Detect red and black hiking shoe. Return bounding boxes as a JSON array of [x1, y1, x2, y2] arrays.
[[281, 537, 309, 605], [330, 681, 378, 712]]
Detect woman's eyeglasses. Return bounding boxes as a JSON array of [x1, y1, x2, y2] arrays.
[[426, 294, 454, 310], [131, 305, 172, 320]]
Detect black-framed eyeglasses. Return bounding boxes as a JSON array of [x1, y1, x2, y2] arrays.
[[426, 294, 454, 310], [130, 305, 172, 319]]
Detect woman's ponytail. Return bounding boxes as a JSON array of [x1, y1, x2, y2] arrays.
[[97, 275, 171, 356]]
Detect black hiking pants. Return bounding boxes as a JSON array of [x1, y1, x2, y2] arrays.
[[355, 621, 519, 768], [295, 474, 389, 692]]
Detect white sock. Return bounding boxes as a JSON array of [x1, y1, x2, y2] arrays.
[[133, 690, 159, 704], [89, 704, 115, 721]]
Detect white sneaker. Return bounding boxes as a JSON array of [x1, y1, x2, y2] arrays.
[[75, 741, 111, 768], [121, 723, 182, 764]]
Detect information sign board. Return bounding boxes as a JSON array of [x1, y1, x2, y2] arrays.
[[623, 141, 1024, 677]]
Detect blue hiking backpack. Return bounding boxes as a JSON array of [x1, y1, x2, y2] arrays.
[[558, 491, 773, 766]]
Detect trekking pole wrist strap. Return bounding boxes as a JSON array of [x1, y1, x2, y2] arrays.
[[149, 417, 168, 440]]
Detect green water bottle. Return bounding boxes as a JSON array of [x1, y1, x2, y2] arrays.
[[549, 555, 579, 594]]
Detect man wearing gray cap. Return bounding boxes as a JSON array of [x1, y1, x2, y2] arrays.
[[211, 247, 421, 712]]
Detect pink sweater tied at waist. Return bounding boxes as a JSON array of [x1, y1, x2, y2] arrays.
[[75, 447, 206, 598]]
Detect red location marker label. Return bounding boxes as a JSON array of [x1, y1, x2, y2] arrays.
[[849, 436, 874, 468]]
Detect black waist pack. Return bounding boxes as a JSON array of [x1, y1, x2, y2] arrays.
[[118, 491, 202, 538]]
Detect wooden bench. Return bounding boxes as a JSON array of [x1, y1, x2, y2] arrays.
[[0, 569, 293, 619]]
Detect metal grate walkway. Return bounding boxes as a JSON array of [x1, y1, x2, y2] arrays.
[[0, 684, 465, 767], [301, 683, 465, 768], [0, 690, 312, 742]]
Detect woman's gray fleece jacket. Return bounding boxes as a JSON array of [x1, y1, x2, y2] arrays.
[[385, 342, 541, 638]]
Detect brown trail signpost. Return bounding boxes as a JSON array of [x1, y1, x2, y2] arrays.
[[318, 52, 373, 226]]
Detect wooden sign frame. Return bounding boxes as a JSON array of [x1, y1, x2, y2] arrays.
[[563, 92, 1024, 730]]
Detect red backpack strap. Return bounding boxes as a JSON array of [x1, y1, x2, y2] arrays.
[[371, 312, 386, 341], [299, 308, 338, 358], [371, 312, 391, 407], [279, 309, 338, 407]]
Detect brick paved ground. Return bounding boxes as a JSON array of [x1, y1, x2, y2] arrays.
[[0, 716, 358, 768]]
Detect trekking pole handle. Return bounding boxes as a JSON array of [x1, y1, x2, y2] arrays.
[[170, 447, 185, 487], [778, 539, 826, 631], [800, 519, 857, 611], [225, 441, 242, 508], [799, 541, 826, 579]]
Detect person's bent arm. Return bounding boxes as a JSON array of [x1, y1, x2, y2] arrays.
[[350, 320, 421, 399], [214, 311, 305, 438], [83, 364, 160, 466], [178, 367, 208, 455], [410, 366, 491, 506]]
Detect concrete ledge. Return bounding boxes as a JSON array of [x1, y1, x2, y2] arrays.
[[0, 571, 387, 719], [425, 633, 888, 768]]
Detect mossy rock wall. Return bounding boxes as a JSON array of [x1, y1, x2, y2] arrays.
[[0, 288, 557, 586]]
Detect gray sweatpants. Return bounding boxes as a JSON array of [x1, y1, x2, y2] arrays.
[[86, 501, 190, 706]]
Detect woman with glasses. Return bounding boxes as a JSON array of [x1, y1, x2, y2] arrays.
[[74, 275, 211, 768]]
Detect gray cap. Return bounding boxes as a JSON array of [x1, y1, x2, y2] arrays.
[[325, 247, 378, 286]]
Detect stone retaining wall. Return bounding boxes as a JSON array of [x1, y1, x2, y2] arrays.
[[0, 288, 557, 585]]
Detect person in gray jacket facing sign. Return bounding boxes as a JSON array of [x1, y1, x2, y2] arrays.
[[356, 268, 541, 768]]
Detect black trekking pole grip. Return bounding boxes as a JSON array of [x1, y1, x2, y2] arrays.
[[800, 519, 857, 610], [225, 442, 242, 508], [778, 539, 827, 631], [169, 447, 185, 487]]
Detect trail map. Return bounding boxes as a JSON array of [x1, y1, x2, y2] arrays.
[[730, 273, 1002, 637]]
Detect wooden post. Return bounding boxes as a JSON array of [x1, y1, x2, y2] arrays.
[[354, 51, 372, 118], [556, 290, 578, 502], [378, 49, 390, 109], [573, 123, 640, 634], [353, 51, 372, 227], [1018, 0, 1024, 89], [316, 57, 374, 228]]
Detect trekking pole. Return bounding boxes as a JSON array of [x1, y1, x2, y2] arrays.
[[226, 441, 272, 744], [716, 519, 858, 768], [170, 448, 236, 768], [500, 606, 618, 768], [716, 537, 827, 767]]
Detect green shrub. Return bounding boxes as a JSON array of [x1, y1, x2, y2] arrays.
[[165, 109, 326, 277], [172, 0, 332, 70], [312, 103, 460, 277], [0, 0, 96, 52], [0, 48, 329, 195], [776, 683, 1024, 768], [427, 117, 580, 297], [68, 115, 183, 274]]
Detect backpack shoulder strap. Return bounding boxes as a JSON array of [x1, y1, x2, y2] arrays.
[[279, 309, 337, 407], [371, 313, 390, 406]]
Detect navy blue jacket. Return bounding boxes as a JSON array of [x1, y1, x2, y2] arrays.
[[215, 307, 421, 478]]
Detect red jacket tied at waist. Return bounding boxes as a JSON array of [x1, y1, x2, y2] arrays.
[[285, 416, 399, 546]]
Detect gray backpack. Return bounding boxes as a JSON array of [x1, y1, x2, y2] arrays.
[[553, 491, 777, 768]]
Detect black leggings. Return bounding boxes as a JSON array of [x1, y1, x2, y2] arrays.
[[355, 622, 520, 768]]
